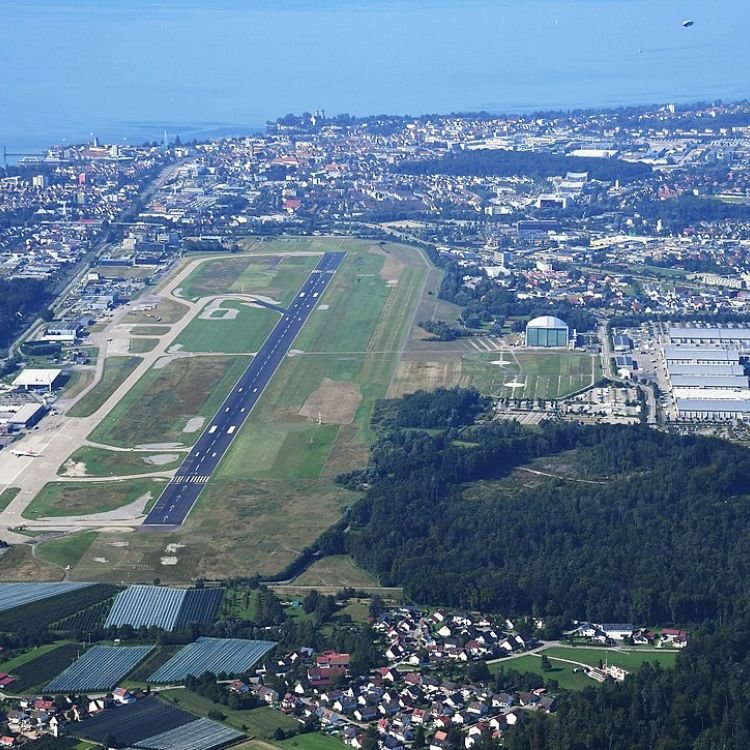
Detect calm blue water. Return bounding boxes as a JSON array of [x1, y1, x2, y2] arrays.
[[2, 0, 748, 154]]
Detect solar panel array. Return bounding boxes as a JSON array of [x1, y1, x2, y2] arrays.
[[134, 718, 244, 750], [149, 637, 276, 683], [105, 586, 223, 631], [0, 582, 92, 613], [46, 645, 154, 692]]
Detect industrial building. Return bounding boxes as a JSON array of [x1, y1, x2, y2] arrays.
[[664, 346, 742, 365], [669, 326, 750, 347], [667, 363, 746, 377], [669, 375, 750, 390], [675, 399, 750, 420], [525, 315, 569, 348], [12, 369, 64, 391]]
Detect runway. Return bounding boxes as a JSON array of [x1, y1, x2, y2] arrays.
[[142, 251, 345, 527]]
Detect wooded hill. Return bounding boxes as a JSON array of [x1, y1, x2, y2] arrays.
[[339, 388, 750, 627]]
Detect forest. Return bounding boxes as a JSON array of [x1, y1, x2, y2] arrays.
[[340, 391, 750, 626], [0, 277, 49, 349], [394, 149, 652, 183]]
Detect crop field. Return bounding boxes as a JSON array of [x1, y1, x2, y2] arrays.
[[0, 582, 92, 612], [163, 691, 298, 738], [149, 637, 276, 682], [137, 718, 245, 750], [23, 477, 166, 519], [75, 695, 202, 746], [53, 596, 114, 632], [126, 645, 184, 683], [105, 585, 223, 630], [0, 583, 120, 631], [2, 643, 82, 693], [46, 644, 154, 692], [58, 446, 183, 478], [68, 356, 142, 417], [89, 355, 250, 448], [176, 302, 279, 354]]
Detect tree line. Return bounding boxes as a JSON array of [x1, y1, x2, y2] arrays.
[[394, 149, 652, 184]]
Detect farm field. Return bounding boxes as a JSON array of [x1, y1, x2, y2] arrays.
[[105, 585, 223, 630], [1, 642, 82, 693], [0, 584, 120, 631], [89, 355, 250, 448], [23, 477, 167, 519], [149, 637, 276, 682], [46, 644, 154, 692], [162, 691, 298, 738], [58, 446, 183, 478], [0, 582, 91, 612], [68, 356, 142, 417], [176, 303, 279, 354]]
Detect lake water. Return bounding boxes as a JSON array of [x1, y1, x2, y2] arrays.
[[1, 0, 748, 154]]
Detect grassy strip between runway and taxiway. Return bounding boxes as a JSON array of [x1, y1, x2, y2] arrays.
[[175, 302, 279, 354], [58, 446, 183, 478], [89, 355, 250, 448], [68, 356, 142, 418], [22, 478, 167, 519]]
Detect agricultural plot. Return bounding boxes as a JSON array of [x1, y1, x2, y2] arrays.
[[149, 637, 276, 682], [75, 696, 201, 747], [1, 643, 82, 693], [135, 717, 245, 750], [105, 585, 223, 631], [0, 583, 120, 632], [46, 644, 154, 692], [0, 582, 92, 613]]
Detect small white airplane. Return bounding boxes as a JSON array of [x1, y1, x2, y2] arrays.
[[10, 449, 41, 458]]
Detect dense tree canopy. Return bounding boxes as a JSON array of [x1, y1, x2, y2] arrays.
[[341, 393, 750, 626], [395, 150, 652, 183], [0, 277, 48, 348]]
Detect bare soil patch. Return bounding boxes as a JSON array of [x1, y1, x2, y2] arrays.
[[299, 378, 363, 424]]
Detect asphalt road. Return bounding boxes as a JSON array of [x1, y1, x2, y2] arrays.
[[143, 251, 345, 528]]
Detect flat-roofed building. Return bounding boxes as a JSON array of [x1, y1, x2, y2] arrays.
[[667, 363, 746, 377], [669, 375, 750, 390], [676, 399, 750, 420], [12, 369, 64, 391], [664, 345, 741, 365], [669, 326, 750, 347]]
